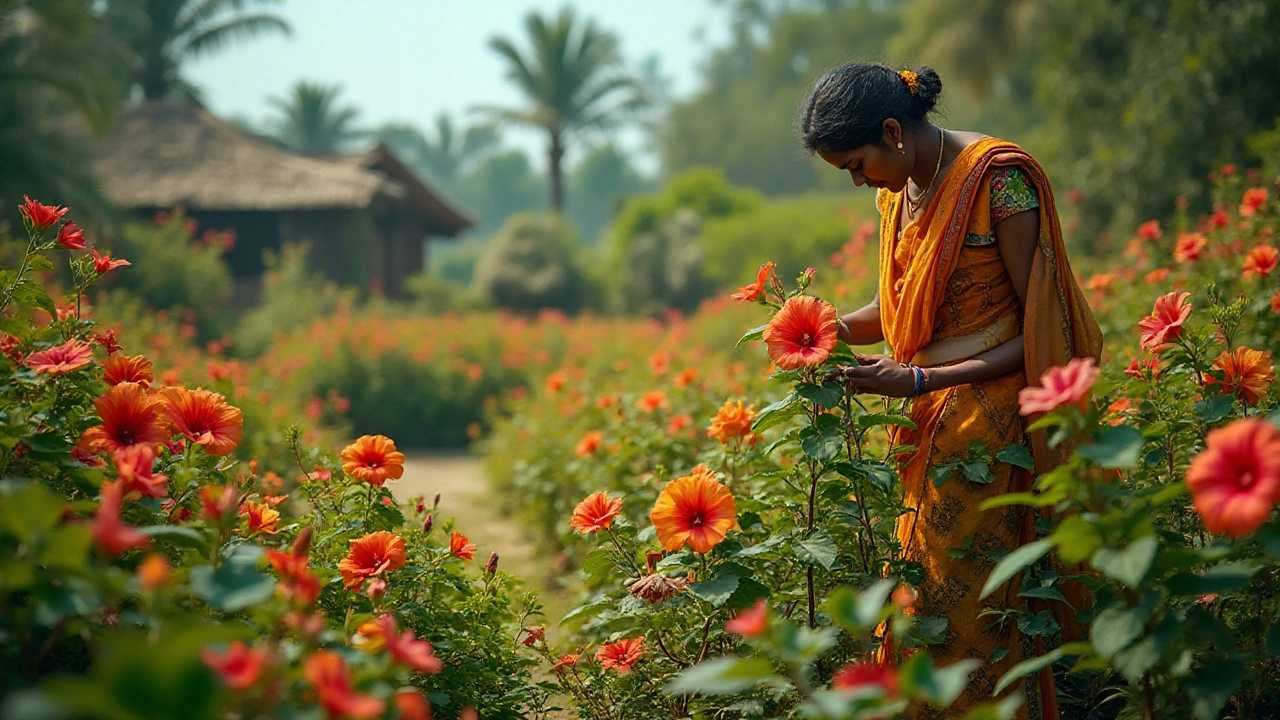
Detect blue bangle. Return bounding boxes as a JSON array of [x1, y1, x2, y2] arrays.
[[909, 365, 925, 396]]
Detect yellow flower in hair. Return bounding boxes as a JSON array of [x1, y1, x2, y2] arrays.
[[899, 70, 919, 95]]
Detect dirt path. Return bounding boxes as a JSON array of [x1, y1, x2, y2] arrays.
[[391, 452, 573, 638]]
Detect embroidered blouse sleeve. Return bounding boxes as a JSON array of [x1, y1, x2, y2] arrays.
[[989, 167, 1039, 224]]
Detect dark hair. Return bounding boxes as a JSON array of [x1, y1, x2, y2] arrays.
[[800, 63, 942, 153]]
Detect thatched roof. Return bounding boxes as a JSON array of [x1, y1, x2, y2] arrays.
[[93, 102, 471, 235], [340, 144, 473, 235]]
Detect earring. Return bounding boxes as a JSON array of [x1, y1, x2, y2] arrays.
[[896, 141, 905, 153]]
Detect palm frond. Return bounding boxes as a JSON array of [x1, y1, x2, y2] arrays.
[[180, 14, 289, 58]]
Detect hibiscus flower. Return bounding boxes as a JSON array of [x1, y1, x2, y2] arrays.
[[103, 354, 153, 387], [1018, 357, 1099, 416], [1242, 245, 1278, 278], [449, 530, 477, 560], [832, 660, 899, 697], [340, 434, 406, 486], [574, 430, 604, 457], [707, 399, 756, 443], [725, 599, 769, 637], [595, 637, 644, 674], [159, 386, 243, 456], [89, 480, 150, 557], [762, 295, 838, 370], [570, 491, 623, 534], [1137, 291, 1192, 352], [650, 466, 737, 553], [730, 261, 776, 302], [1185, 418, 1280, 539], [113, 444, 168, 499], [1207, 346, 1274, 406], [202, 641, 270, 691], [303, 651, 384, 719], [1172, 232, 1207, 263], [78, 382, 170, 454], [378, 614, 444, 673], [338, 531, 406, 591], [25, 338, 93, 376], [19, 195, 67, 232]]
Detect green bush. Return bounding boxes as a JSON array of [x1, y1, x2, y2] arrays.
[[616, 209, 706, 315], [234, 243, 355, 357], [472, 213, 584, 313]]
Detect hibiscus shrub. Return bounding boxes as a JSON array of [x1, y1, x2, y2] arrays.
[[0, 198, 548, 720], [483, 171, 1280, 718]]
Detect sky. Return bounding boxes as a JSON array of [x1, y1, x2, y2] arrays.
[[185, 0, 732, 174]]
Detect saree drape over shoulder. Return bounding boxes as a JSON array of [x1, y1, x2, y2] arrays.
[[875, 138, 1102, 720]]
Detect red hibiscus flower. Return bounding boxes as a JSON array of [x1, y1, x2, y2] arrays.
[[595, 637, 644, 674], [832, 660, 899, 697], [56, 221, 86, 250], [90, 247, 130, 275], [731, 261, 776, 302], [1173, 232, 1207, 263], [89, 480, 150, 557], [1242, 245, 1278, 278], [378, 614, 444, 673], [1137, 291, 1192, 352], [1018, 357, 1099, 416], [304, 651, 385, 719], [78, 382, 170, 454], [19, 195, 67, 232], [1239, 187, 1268, 217], [725, 598, 768, 637], [449, 530, 476, 560], [201, 641, 270, 691], [1185, 418, 1280, 539], [112, 444, 168, 499]]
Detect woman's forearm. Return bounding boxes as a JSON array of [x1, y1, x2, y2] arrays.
[[921, 334, 1025, 393], [838, 303, 884, 346]]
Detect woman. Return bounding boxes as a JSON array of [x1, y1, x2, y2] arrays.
[[800, 63, 1102, 719]]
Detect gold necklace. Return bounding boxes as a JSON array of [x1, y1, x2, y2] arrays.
[[906, 128, 945, 214]]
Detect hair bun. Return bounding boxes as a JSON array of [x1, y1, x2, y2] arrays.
[[912, 66, 943, 113]]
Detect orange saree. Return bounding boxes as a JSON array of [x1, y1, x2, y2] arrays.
[[876, 138, 1103, 719]]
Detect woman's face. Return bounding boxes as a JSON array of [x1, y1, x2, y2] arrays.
[[815, 120, 911, 191]]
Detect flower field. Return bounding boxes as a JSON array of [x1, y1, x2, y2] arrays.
[[2, 170, 1279, 719]]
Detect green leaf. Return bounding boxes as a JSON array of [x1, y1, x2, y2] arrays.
[[980, 539, 1052, 600], [1090, 535, 1157, 589], [688, 563, 746, 607], [919, 658, 980, 706], [752, 393, 803, 432], [1192, 395, 1235, 424], [855, 413, 917, 431], [1019, 586, 1070, 606], [930, 463, 957, 488], [736, 324, 767, 347], [980, 490, 1064, 510], [189, 562, 276, 612], [995, 648, 1064, 694], [854, 577, 895, 628], [1186, 658, 1244, 720], [665, 657, 779, 695], [1112, 634, 1162, 683], [11, 280, 55, 315], [794, 529, 839, 571], [799, 425, 843, 462], [40, 525, 92, 571], [1091, 592, 1157, 659], [27, 255, 55, 272], [0, 482, 64, 542], [581, 547, 616, 586], [1051, 515, 1104, 564], [961, 459, 994, 484], [797, 381, 844, 410], [1076, 425, 1144, 469], [1166, 562, 1262, 596], [1017, 610, 1060, 637], [995, 444, 1035, 471], [139, 525, 205, 548], [725, 577, 771, 612], [25, 432, 68, 455]]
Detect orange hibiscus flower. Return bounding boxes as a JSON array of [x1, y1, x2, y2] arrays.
[[201, 641, 271, 691], [240, 501, 280, 535], [340, 434, 406, 486], [1173, 232, 1208, 263], [113, 444, 168, 499], [574, 430, 604, 457], [1137, 291, 1192, 352], [707, 399, 756, 444], [1208, 346, 1274, 406], [303, 651, 385, 719], [595, 637, 644, 674], [159, 386, 243, 456], [650, 467, 737, 553], [103, 354, 153, 387], [78, 382, 170, 454], [25, 338, 92, 375], [1185, 418, 1280, 539], [1239, 187, 1268, 217], [636, 389, 669, 413], [731, 261, 776, 302], [762, 295, 838, 370], [394, 692, 432, 720], [571, 491, 623, 534], [1018, 357, 1099, 416], [338, 531, 406, 591], [1242, 245, 1278, 278], [449, 530, 476, 560]]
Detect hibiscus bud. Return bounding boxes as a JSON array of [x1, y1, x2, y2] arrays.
[[380, 496, 393, 507], [292, 526, 314, 557], [422, 514, 433, 533], [137, 554, 171, 591], [416, 502, 425, 514], [486, 551, 499, 575], [432, 493, 441, 509], [366, 578, 387, 602]]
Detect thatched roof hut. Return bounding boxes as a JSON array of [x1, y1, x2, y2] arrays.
[[92, 102, 472, 301]]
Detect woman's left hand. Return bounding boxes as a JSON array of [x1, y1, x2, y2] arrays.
[[831, 354, 917, 398]]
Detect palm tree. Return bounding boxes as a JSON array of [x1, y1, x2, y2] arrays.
[[110, 0, 290, 101], [267, 81, 363, 154], [480, 8, 644, 211], [373, 114, 499, 184]]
